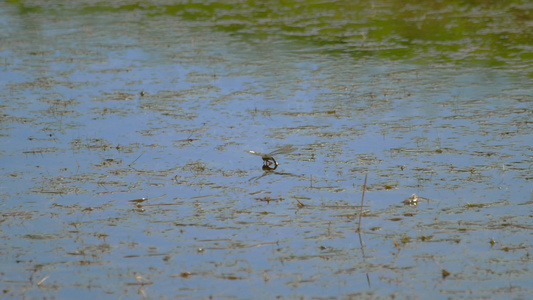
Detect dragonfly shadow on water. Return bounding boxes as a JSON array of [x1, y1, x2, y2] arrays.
[[248, 166, 302, 182]]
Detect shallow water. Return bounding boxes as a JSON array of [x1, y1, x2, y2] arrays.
[[1, 1, 532, 299]]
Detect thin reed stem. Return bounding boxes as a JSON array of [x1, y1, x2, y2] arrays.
[[357, 174, 368, 232]]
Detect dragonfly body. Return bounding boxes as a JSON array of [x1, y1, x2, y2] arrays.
[[246, 150, 278, 167]]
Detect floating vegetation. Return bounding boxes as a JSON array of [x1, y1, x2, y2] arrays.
[[184, 160, 207, 175], [23, 147, 59, 155], [254, 196, 284, 203], [70, 137, 114, 151], [1, 1, 532, 299]]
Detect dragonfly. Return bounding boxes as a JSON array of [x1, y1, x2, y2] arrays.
[[245, 144, 296, 169]]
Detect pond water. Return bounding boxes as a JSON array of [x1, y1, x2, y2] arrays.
[[1, 1, 532, 299]]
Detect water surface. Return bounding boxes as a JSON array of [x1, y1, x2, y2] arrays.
[[1, 1, 532, 299]]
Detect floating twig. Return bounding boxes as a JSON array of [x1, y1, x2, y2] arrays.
[[37, 275, 49, 286], [432, 257, 450, 279], [133, 272, 153, 285], [393, 238, 401, 252]]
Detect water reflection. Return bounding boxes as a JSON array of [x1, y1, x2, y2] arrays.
[[248, 165, 302, 183]]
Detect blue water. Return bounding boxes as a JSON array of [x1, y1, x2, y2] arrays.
[[1, 2, 532, 299]]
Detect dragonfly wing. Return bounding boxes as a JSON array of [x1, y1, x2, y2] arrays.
[[245, 150, 270, 159], [269, 145, 297, 156]]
